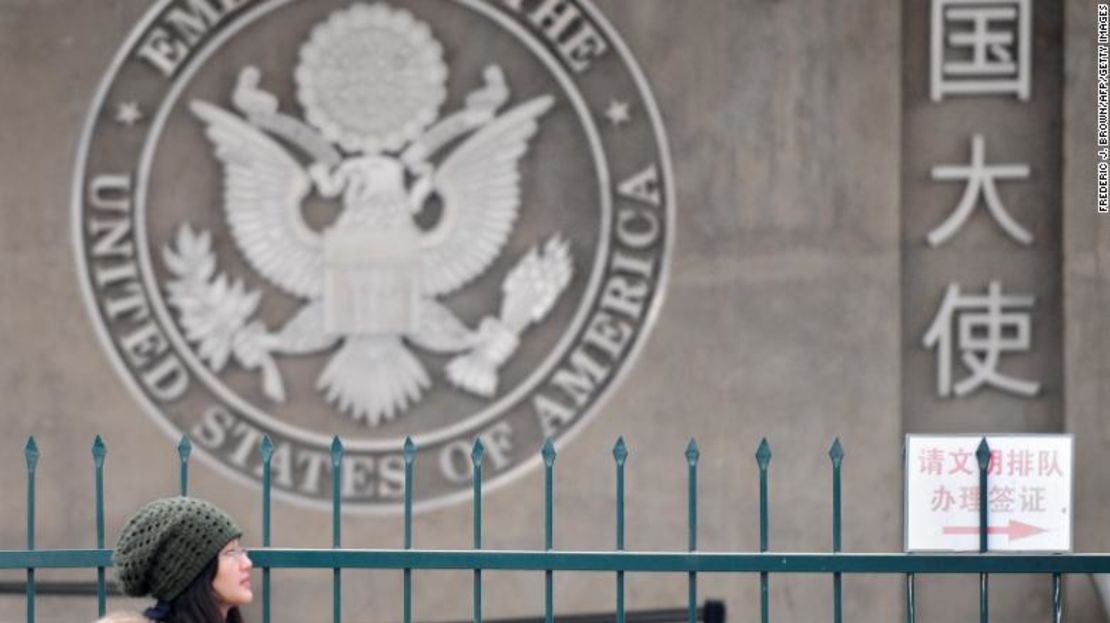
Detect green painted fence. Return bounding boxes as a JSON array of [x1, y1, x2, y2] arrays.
[[2, 435, 1107, 623]]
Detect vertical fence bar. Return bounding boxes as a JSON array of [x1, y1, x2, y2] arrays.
[[404, 437, 415, 623], [542, 439, 557, 623], [260, 436, 273, 623], [686, 439, 700, 623], [829, 439, 844, 623], [613, 438, 628, 623], [25, 437, 38, 623], [905, 440, 915, 623], [331, 437, 343, 623], [906, 574, 916, 623], [472, 439, 485, 623], [1051, 573, 1062, 623], [976, 438, 990, 623], [177, 436, 191, 496], [755, 438, 772, 623], [92, 436, 107, 617]]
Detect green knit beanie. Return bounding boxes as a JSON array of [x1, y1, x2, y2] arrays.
[[112, 497, 242, 601]]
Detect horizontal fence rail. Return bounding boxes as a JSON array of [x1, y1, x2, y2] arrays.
[[3, 435, 1108, 623], [3, 549, 1110, 574], [432, 601, 728, 623]]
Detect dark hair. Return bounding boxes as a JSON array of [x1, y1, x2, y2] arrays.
[[163, 556, 244, 623]]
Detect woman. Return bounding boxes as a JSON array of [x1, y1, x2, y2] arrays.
[[112, 497, 253, 623]]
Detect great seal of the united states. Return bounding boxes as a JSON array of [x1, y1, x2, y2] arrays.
[[73, 0, 674, 513]]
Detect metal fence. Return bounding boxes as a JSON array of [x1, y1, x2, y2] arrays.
[[2, 434, 1109, 623]]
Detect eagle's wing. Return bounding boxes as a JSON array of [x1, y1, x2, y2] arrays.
[[420, 95, 554, 296], [190, 100, 324, 299]]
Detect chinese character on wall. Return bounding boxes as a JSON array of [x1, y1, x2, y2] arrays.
[[931, 0, 1032, 101], [923, 281, 1040, 398]]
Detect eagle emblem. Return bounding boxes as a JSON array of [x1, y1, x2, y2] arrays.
[[164, 3, 572, 427]]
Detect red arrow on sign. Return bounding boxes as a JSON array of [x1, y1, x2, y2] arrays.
[[942, 519, 1048, 541]]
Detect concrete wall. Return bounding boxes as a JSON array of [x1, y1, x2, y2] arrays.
[[1064, 0, 1110, 619]]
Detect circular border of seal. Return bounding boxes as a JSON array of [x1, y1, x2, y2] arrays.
[[72, 0, 675, 514]]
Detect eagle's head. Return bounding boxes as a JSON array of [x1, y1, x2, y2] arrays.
[[335, 155, 410, 226]]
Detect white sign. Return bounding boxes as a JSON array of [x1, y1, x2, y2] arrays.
[[905, 435, 1072, 552]]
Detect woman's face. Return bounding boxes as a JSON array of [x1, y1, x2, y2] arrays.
[[212, 539, 253, 612]]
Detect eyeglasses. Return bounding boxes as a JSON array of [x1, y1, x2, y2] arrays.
[[220, 546, 249, 560]]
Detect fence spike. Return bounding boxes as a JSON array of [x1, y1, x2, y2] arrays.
[[92, 435, 106, 467], [177, 436, 191, 461], [178, 436, 191, 495], [685, 438, 700, 466], [828, 438, 844, 466], [542, 438, 557, 466], [975, 438, 990, 471], [260, 435, 274, 461], [24, 437, 39, 471], [331, 436, 344, 466], [613, 437, 628, 465], [471, 438, 486, 466], [755, 438, 771, 468], [403, 437, 416, 464]]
